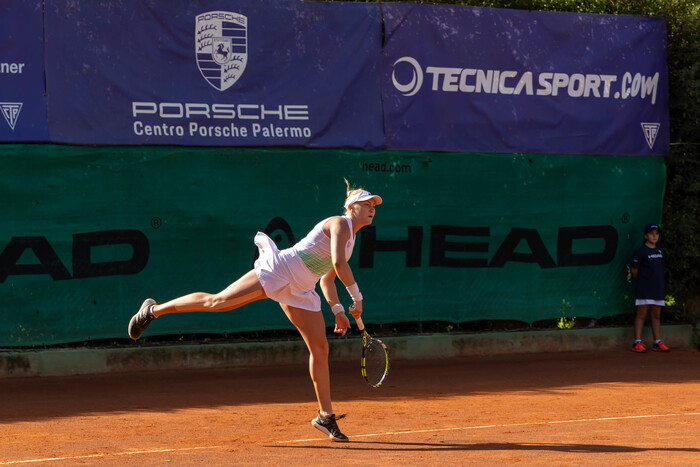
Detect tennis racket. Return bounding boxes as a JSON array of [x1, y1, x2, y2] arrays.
[[354, 316, 389, 388]]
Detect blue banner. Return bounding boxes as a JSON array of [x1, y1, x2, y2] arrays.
[[382, 4, 669, 156], [44, 0, 384, 149], [0, 0, 49, 142]]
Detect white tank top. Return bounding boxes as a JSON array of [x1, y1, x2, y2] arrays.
[[292, 216, 355, 277]]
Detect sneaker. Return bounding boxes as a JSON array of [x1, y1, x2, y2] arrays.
[[653, 341, 671, 352], [311, 413, 348, 442], [632, 341, 647, 353], [128, 298, 157, 340]]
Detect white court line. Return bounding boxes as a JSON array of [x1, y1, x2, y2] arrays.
[[276, 412, 700, 444], [0, 446, 224, 465]]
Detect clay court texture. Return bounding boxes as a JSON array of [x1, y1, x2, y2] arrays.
[[1, 327, 699, 466]]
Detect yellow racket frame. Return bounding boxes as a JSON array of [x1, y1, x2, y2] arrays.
[[356, 317, 390, 388]]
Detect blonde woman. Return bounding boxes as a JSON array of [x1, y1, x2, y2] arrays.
[[128, 180, 382, 442]]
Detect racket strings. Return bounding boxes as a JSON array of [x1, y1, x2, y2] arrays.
[[364, 340, 388, 386]]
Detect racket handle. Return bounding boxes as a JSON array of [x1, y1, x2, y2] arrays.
[[354, 316, 365, 332]]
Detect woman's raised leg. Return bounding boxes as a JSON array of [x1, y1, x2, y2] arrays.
[[128, 270, 266, 340], [152, 269, 267, 316]]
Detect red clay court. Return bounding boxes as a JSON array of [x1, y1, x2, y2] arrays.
[[1, 349, 699, 465]]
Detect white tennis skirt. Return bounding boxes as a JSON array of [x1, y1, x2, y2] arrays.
[[635, 299, 665, 306], [253, 232, 322, 312]]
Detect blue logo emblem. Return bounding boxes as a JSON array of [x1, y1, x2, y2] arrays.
[[0, 102, 22, 130]]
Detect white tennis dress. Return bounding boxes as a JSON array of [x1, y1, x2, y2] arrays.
[[253, 216, 355, 311]]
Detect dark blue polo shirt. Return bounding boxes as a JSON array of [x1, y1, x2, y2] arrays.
[[631, 244, 665, 300]]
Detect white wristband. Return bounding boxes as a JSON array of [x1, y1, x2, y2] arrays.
[[331, 303, 345, 315], [346, 283, 363, 302]]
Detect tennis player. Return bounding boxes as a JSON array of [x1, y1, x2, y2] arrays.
[[127, 180, 382, 442]]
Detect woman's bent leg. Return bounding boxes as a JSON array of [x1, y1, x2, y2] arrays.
[[280, 304, 333, 416]]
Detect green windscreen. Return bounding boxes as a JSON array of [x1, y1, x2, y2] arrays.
[[0, 145, 664, 346]]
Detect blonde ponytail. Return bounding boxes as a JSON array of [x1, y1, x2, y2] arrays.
[[343, 178, 367, 214]]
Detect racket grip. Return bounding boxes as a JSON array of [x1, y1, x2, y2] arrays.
[[354, 316, 365, 332]]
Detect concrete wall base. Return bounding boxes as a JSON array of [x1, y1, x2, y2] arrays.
[[0, 324, 694, 378]]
